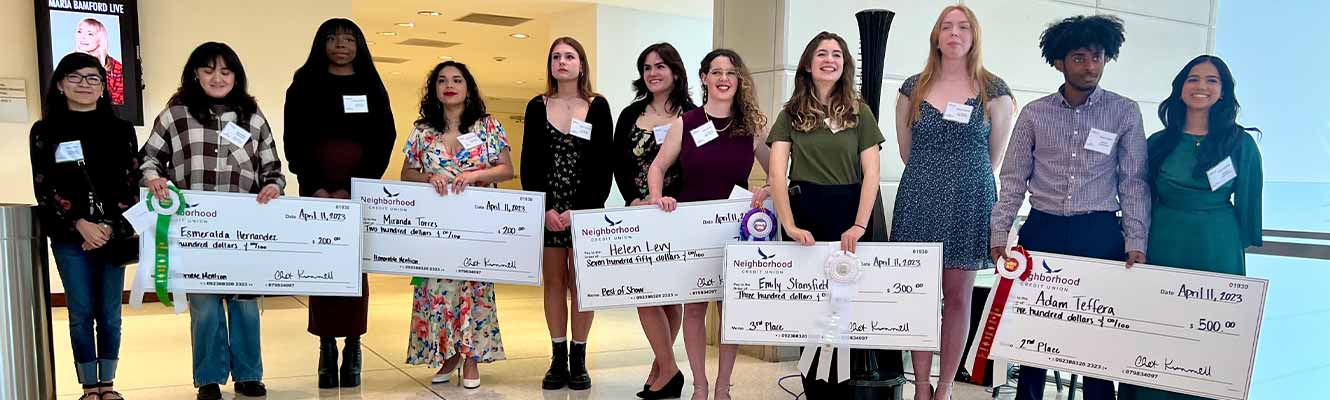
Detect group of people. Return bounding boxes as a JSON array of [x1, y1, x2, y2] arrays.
[[29, 5, 1261, 400]]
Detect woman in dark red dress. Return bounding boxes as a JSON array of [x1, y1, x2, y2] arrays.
[[282, 18, 396, 389]]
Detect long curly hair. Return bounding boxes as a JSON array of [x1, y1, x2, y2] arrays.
[[699, 49, 766, 136], [783, 32, 859, 133], [416, 61, 488, 133]]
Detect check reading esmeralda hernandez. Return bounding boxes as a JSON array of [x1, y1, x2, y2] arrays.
[[135, 189, 362, 296]]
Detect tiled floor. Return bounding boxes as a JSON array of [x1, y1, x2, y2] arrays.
[[50, 274, 1085, 399]]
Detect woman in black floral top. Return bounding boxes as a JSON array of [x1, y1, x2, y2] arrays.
[[610, 42, 695, 396], [29, 52, 139, 400]]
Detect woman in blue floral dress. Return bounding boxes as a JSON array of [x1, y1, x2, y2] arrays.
[[400, 61, 514, 389]]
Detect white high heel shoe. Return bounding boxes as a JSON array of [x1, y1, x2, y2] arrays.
[[462, 376, 481, 389], [431, 356, 463, 384]]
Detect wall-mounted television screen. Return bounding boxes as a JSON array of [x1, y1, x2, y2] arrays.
[[35, 0, 143, 125]]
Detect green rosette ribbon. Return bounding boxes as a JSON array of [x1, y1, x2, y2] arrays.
[[146, 185, 187, 307]]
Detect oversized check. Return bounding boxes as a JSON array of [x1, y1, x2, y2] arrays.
[[352, 178, 544, 285], [571, 199, 771, 310], [971, 251, 1267, 400], [135, 190, 362, 296], [721, 242, 943, 351]]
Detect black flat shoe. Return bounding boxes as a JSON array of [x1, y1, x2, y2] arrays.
[[196, 384, 221, 400], [234, 381, 267, 397]]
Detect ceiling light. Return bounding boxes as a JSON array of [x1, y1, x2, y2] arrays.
[[417, 10, 441, 16], [395, 22, 415, 28], [437, 31, 448, 35], [493, 56, 507, 62], [378, 31, 397, 36], [391, 72, 401, 75], [366, 41, 376, 46], [439, 56, 453, 60], [509, 33, 529, 39], [514, 80, 526, 85]]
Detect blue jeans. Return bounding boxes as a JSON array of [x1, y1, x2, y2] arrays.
[[50, 240, 125, 385], [188, 293, 263, 386], [1013, 210, 1124, 400]]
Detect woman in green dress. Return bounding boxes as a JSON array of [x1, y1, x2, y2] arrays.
[[1119, 55, 1262, 400]]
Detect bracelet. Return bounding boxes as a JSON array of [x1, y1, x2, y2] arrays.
[[853, 223, 867, 230]]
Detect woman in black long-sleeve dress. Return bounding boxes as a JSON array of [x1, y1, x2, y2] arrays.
[[282, 18, 395, 389]]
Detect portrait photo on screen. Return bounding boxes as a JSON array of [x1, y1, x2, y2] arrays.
[[36, 0, 143, 125], [51, 11, 124, 105]]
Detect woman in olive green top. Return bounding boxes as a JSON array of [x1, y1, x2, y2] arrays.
[[1119, 55, 1262, 400], [767, 31, 892, 399]]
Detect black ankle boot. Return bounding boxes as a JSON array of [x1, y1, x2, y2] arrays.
[[318, 337, 338, 389], [568, 342, 591, 390], [340, 336, 362, 388], [541, 341, 569, 390]]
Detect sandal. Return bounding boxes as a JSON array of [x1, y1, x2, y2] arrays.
[[78, 392, 101, 400], [99, 390, 125, 400]]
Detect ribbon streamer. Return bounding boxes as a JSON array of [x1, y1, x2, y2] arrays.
[[798, 244, 861, 383], [967, 245, 1032, 384], [129, 184, 190, 313]]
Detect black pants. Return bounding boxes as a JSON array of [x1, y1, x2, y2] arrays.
[[1014, 209, 1124, 400], [787, 181, 903, 399]]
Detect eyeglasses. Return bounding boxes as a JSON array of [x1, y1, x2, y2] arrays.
[[63, 74, 104, 86]]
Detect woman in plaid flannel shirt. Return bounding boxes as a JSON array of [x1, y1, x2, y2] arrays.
[[139, 42, 284, 400]]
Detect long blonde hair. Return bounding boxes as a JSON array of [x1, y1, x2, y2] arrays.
[[76, 18, 110, 65], [906, 5, 998, 125], [784, 32, 859, 132]]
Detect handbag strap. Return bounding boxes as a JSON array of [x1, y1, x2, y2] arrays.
[[73, 160, 108, 224]]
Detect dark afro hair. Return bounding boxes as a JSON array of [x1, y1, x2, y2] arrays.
[[1039, 15, 1125, 67]]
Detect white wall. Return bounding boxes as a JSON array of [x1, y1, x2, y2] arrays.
[[717, 0, 1218, 226], [1, 0, 48, 205], [595, 5, 713, 207]]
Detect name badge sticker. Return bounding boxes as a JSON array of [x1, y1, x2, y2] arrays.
[[690, 121, 719, 147], [1084, 128, 1118, 155], [457, 133, 484, 149], [652, 124, 671, 145], [943, 102, 974, 123], [55, 141, 85, 163], [342, 95, 369, 113], [1206, 157, 1237, 191], [569, 119, 593, 141], [220, 122, 252, 147]]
